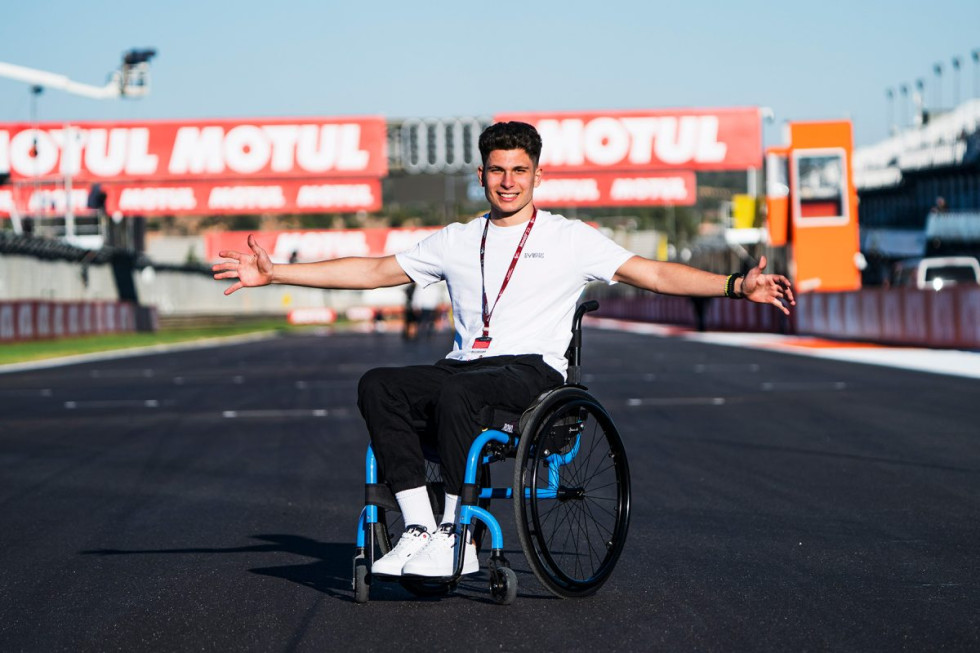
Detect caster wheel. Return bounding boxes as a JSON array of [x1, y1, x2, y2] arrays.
[[489, 566, 517, 605], [354, 559, 370, 604]]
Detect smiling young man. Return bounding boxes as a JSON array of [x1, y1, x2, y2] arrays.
[[213, 121, 794, 579]]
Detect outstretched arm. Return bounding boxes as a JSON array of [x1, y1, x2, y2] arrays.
[[612, 254, 795, 315], [212, 234, 412, 296]]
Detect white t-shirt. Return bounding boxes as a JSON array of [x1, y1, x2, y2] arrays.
[[395, 210, 634, 377]]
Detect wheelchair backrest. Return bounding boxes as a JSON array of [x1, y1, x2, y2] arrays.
[[564, 300, 599, 386]]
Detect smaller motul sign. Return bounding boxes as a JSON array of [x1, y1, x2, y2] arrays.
[[0, 179, 382, 217], [206, 227, 441, 263], [534, 171, 696, 207], [495, 108, 762, 172]]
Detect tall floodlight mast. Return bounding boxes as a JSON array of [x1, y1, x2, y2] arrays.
[[0, 48, 157, 99], [0, 49, 156, 238]]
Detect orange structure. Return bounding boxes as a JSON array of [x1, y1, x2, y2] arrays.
[[765, 121, 861, 293]]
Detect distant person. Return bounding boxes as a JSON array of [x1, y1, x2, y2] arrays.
[[411, 281, 443, 339], [402, 283, 418, 340], [213, 121, 794, 580]]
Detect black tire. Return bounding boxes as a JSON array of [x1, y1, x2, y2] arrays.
[[354, 558, 370, 604], [489, 565, 518, 605], [513, 387, 631, 598]]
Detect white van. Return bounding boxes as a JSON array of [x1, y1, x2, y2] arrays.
[[892, 256, 980, 290]]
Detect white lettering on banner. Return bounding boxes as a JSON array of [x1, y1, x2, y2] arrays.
[[273, 231, 370, 262], [169, 124, 371, 176], [84, 128, 157, 177], [610, 177, 689, 202], [296, 184, 374, 208], [225, 125, 271, 174], [9, 129, 58, 176], [209, 186, 286, 210], [118, 187, 197, 212], [169, 127, 225, 174], [263, 125, 300, 172], [534, 178, 600, 203], [4, 128, 158, 177], [384, 229, 439, 254], [53, 129, 85, 175], [288, 307, 337, 325], [0, 130, 8, 173], [125, 129, 159, 175], [897, 141, 967, 171], [537, 116, 727, 168], [27, 188, 92, 214]]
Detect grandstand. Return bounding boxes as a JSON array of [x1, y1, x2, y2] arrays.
[[854, 99, 980, 284]]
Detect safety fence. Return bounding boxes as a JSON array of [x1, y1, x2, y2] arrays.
[[0, 300, 156, 342]]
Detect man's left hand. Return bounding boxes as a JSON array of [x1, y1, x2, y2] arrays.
[[742, 256, 795, 315]]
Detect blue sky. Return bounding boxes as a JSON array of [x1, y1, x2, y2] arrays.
[[1, 0, 978, 147]]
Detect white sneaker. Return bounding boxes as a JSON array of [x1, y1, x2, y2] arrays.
[[402, 524, 479, 577], [372, 525, 430, 576]]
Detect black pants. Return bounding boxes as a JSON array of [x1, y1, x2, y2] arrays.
[[357, 355, 563, 495]]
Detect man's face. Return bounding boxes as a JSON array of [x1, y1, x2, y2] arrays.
[[478, 149, 541, 218]]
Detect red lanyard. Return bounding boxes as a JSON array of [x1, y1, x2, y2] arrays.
[[479, 208, 537, 339]]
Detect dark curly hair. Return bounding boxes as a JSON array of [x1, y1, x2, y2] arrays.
[[478, 121, 542, 166]]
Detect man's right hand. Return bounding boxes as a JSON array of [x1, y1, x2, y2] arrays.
[[212, 234, 275, 296]]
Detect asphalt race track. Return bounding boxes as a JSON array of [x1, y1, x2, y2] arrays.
[[1, 328, 978, 651]]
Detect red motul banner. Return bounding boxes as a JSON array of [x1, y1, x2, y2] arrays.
[[0, 116, 388, 183], [205, 227, 442, 263], [534, 171, 696, 207], [0, 179, 382, 216], [494, 108, 762, 172]]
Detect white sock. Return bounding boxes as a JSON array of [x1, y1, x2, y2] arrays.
[[394, 486, 437, 534], [441, 493, 460, 526]]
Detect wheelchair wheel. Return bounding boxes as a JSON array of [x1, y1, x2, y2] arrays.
[[513, 387, 631, 598]]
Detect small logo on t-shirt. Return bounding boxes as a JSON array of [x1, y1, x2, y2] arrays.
[[524, 252, 545, 259]]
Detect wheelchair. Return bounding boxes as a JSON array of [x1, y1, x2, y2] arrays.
[[352, 301, 631, 604]]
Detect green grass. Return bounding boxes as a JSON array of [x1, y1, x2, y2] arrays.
[[0, 320, 303, 366]]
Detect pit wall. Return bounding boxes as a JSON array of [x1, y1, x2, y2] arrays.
[[591, 286, 980, 349]]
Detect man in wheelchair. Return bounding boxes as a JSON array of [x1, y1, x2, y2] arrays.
[[214, 121, 794, 580]]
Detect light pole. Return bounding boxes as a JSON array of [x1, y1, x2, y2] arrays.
[[973, 49, 980, 99], [915, 78, 925, 125], [952, 57, 962, 107], [933, 62, 943, 109], [886, 88, 895, 135], [900, 84, 909, 131]]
